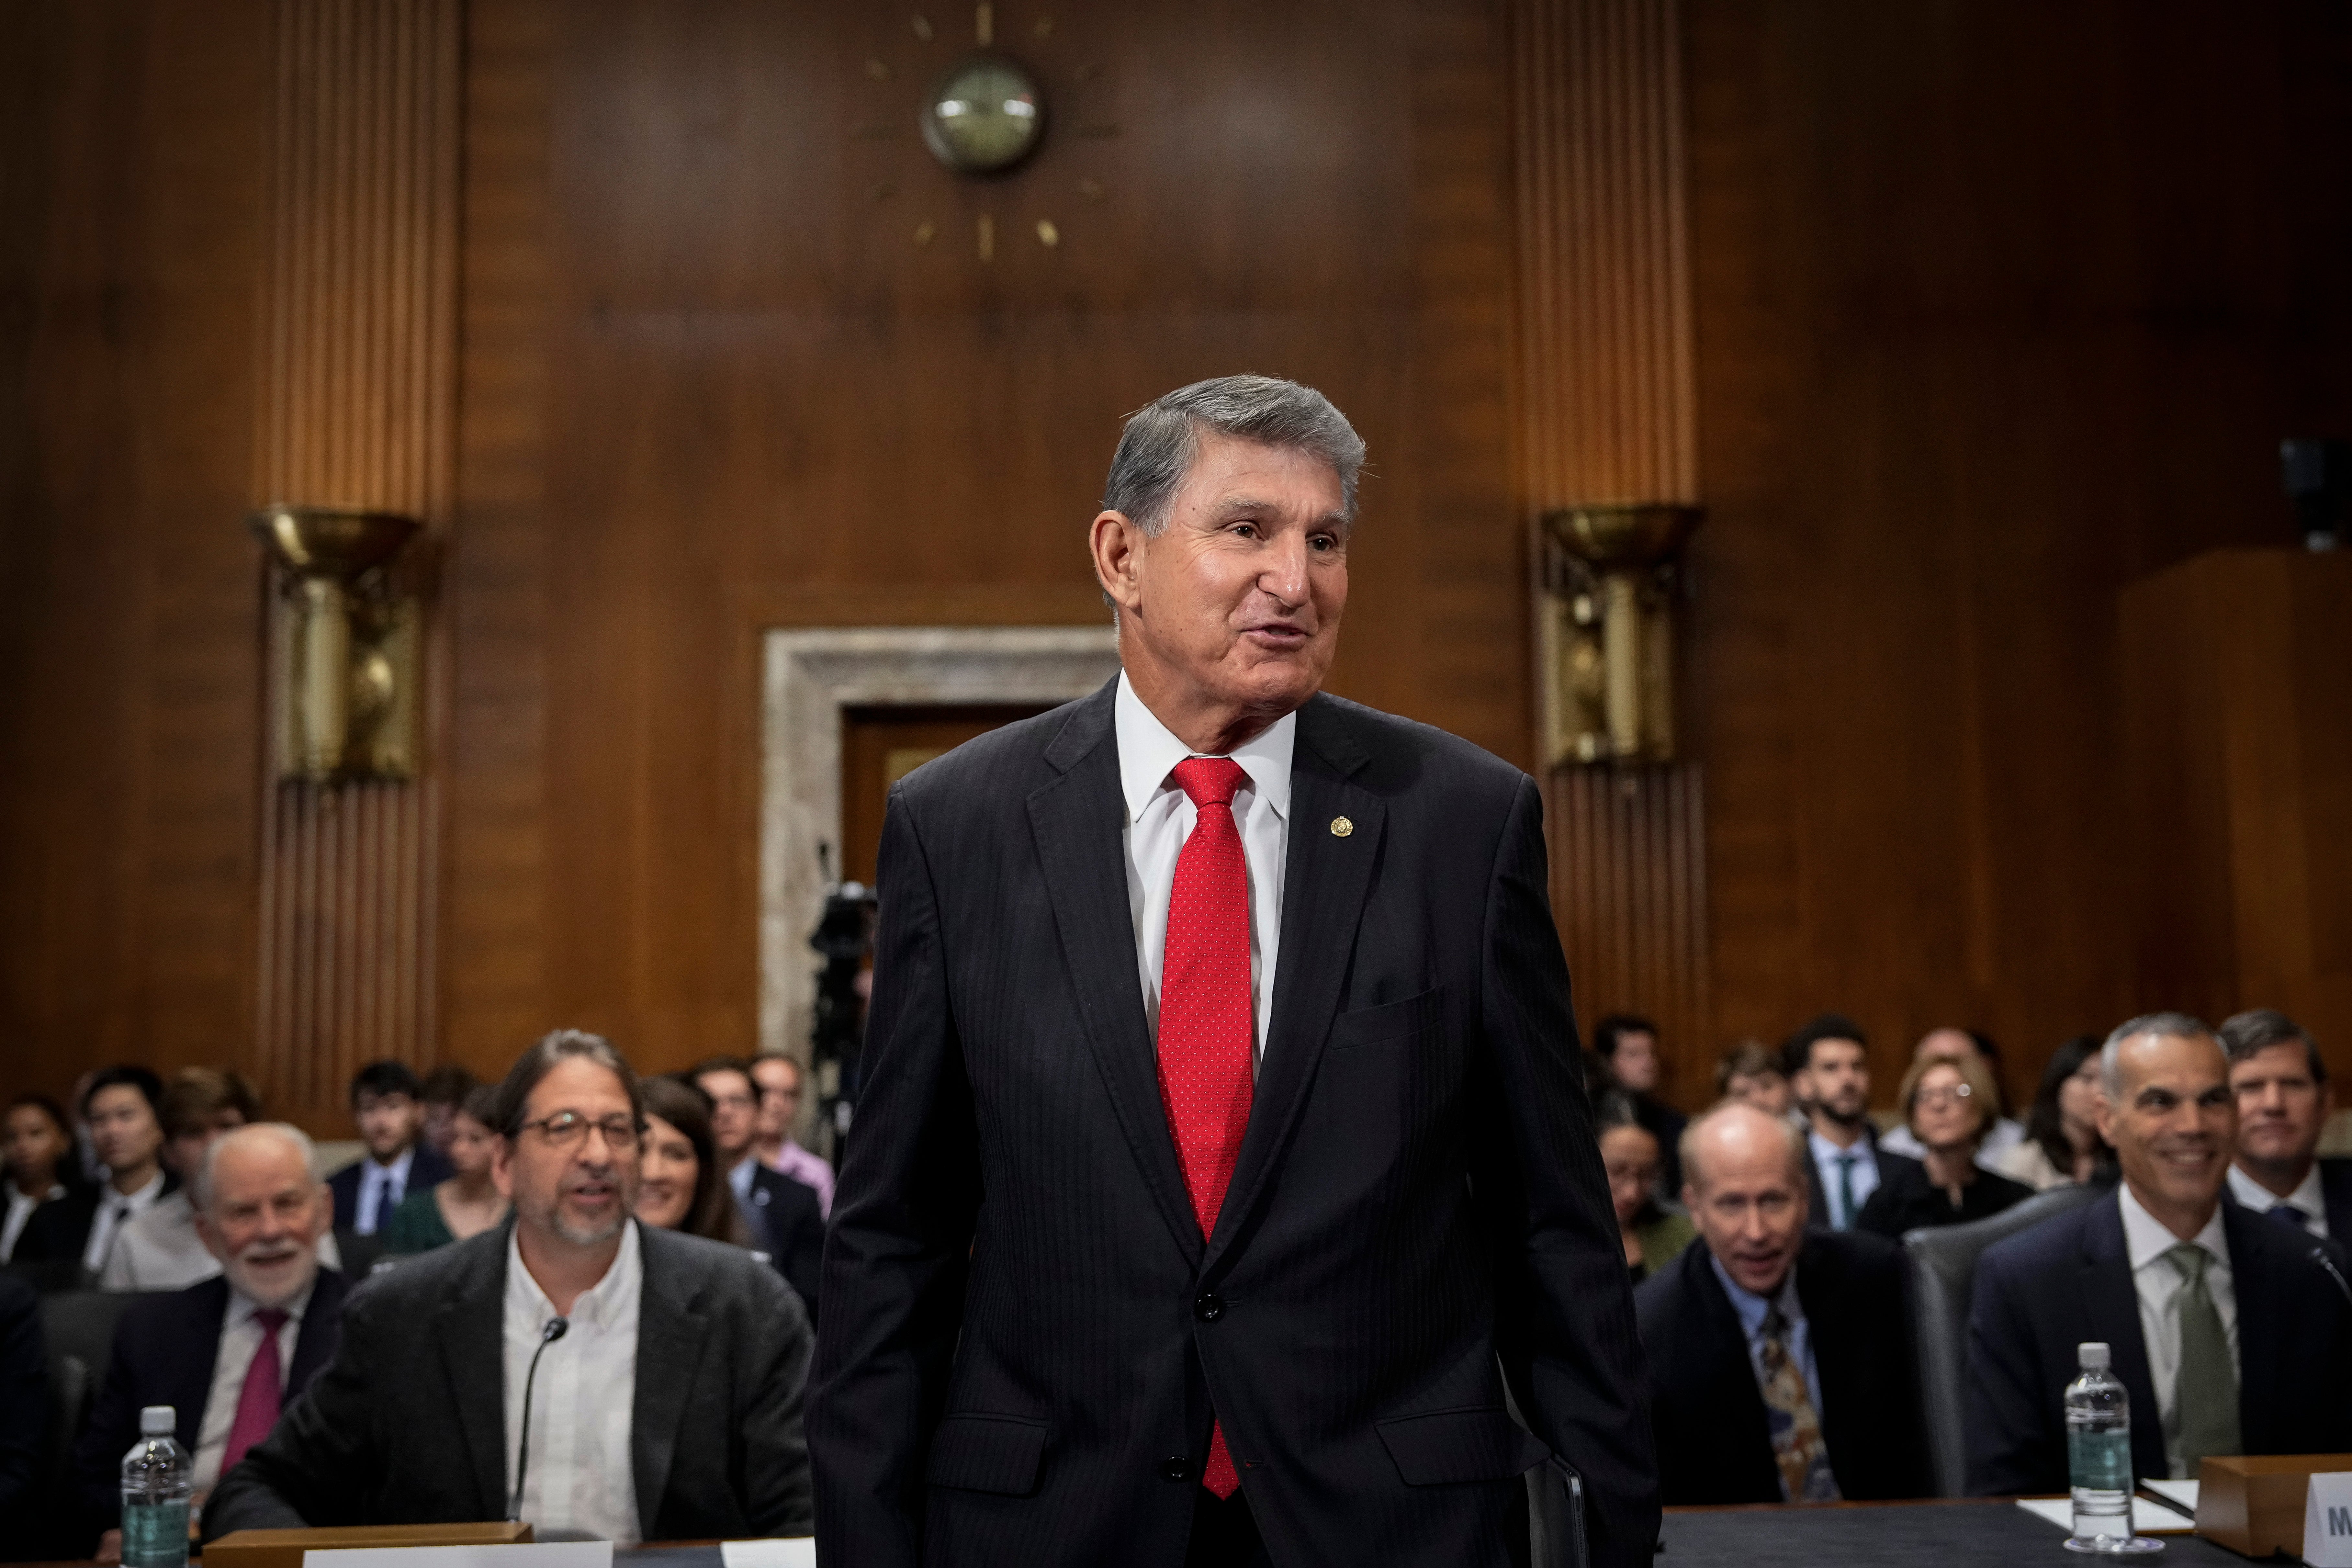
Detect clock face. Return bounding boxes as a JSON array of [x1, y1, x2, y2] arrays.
[[920, 53, 1046, 174]]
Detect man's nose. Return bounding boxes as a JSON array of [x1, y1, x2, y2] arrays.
[[1258, 532, 1309, 605]]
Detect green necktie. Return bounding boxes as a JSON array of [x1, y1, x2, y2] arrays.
[[1835, 1153, 1859, 1230], [2166, 1244, 2241, 1468]]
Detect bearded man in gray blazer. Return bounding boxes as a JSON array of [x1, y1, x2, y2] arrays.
[[810, 376, 1655, 1567], [205, 1031, 813, 1542]]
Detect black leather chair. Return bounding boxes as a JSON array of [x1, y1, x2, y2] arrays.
[[1901, 1180, 2105, 1496]]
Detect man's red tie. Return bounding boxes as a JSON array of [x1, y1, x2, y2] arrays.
[[1157, 756, 1255, 1499], [220, 1308, 289, 1475]]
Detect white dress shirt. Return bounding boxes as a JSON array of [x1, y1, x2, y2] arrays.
[[192, 1280, 315, 1492], [2115, 1184, 2239, 1479], [0, 1182, 63, 1263], [502, 1221, 643, 1543], [1114, 672, 1294, 1062], [353, 1146, 417, 1235], [1807, 1131, 1881, 1230], [2228, 1162, 2328, 1238], [83, 1169, 169, 1274]]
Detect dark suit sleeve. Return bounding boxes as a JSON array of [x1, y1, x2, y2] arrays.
[[203, 1290, 383, 1535], [808, 785, 983, 1567], [1469, 775, 1661, 1567], [1964, 1243, 2056, 1495], [0, 1276, 43, 1522]]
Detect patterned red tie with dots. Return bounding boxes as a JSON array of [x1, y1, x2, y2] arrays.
[[1158, 755, 1255, 1499]]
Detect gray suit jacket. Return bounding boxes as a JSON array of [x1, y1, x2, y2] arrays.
[[205, 1220, 812, 1540]]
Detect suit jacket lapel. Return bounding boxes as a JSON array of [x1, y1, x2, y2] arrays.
[[2221, 1201, 2280, 1450], [631, 1228, 708, 1533], [1691, 1246, 1777, 1496], [1205, 696, 1382, 1272], [434, 1228, 513, 1519], [2078, 1196, 2166, 1480], [174, 1278, 232, 1450], [1029, 683, 1202, 1265]]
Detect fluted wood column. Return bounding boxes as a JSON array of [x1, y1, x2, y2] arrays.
[[251, 0, 461, 1121], [1510, 0, 1713, 1079]]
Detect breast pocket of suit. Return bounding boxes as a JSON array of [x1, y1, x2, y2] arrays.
[[1304, 986, 1453, 1195], [1326, 984, 1446, 1053]]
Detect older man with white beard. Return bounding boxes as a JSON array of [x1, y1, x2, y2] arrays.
[[75, 1123, 349, 1558]]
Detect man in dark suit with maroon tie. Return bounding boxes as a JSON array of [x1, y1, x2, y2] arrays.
[[809, 376, 1657, 1567]]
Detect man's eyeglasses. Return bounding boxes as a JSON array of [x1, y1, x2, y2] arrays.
[[515, 1111, 643, 1152]]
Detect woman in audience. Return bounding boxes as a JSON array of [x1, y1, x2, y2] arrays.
[[1595, 1092, 1694, 1283], [1993, 1034, 2114, 1190], [636, 1076, 757, 1247], [1856, 1051, 2032, 1235], [1712, 1039, 1796, 1119], [382, 1085, 507, 1253], [0, 1094, 80, 1265]]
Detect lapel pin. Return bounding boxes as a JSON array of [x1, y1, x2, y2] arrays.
[[1330, 816, 1354, 838]]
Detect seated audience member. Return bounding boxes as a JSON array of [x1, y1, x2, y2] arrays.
[[1856, 1051, 2032, 1236], [1, 1093, 81, 1265], [326, 1061, 454, 1237], [418, 1064, 480, 1162], [0, 1270, 42, 1527], [76, 1124, 348, 1557], [1967, 1014, 2352, 1492], [2221, 1008, 2350, 1239], [101, 1068, 262, 1290], [1597, 1094, 1695, 1284], [1879, 1028, 2028, 1168], [693, 1056, 825, 1280], [1597, 1014, 1688, 1194], [639, 1077, 818, 1317], [206, 1030, 814, 1542], [1993, 1034, 2114, 1190], [16, 1067, 175, 1279], [1715, 1040, 1797, 1121], [748, 1054, 834, 1218], [1636, 1102, 1928, 1504], [382, 1086, 508, 1255], [1784, 1016, 1918, 1231]]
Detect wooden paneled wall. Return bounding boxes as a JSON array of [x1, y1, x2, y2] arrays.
[[6, 0, 2352, 1116], [1510, 0, 1711, 1073], [252, 0, 461, 1121]]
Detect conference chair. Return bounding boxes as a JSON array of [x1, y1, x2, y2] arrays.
[[7, 1291, 154, 1560], [1901, 1181, 2105, 1496]]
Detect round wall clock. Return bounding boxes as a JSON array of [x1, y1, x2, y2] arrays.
[[920, 53, 1046, 174]]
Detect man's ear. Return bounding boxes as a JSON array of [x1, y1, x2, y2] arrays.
[[1089, 511, 1147, 614], [491, 1139, 516, 1202]]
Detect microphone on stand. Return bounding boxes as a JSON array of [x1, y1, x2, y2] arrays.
[[2309, 1245, 2352, 1310], [509, 1316, 570, 1522]]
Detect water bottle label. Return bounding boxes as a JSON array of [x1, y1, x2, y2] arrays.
[[2068, 1427, 2133, 1493], [121, 1500, 189, 1568]]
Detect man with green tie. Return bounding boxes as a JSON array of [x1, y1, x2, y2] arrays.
[[1967, 1014, 2352, 1492]]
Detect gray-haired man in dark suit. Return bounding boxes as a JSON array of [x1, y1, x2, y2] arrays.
[[206, 1031, 812, 1542]]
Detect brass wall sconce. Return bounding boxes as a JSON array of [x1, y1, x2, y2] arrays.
[[250, 505, 423, 782], [1534, 503, 1702, 768]]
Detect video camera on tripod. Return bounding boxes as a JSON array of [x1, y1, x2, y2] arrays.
[[809, 845, 877, 1159]]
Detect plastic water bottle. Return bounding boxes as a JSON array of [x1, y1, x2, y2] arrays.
[[2065, 1342, 2151, 1553], [120, 1405, 191, 1568]]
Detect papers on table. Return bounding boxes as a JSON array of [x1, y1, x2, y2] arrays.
[[718, 1541, 817, 1568], [308, 1546, 614, 1568], [2144, 1477, 2199, 1515], [2016, 1494, 2197, 1534]]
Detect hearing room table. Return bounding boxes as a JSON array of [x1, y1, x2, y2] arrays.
[[1658, 1499, 2249, 1565]]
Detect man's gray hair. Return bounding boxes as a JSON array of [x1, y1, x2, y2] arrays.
[[2100, 1011, 2215, 1097], [1100, 374, 1367, 536], [192, 1122, 317, 1211], [1679, 1100, 1809, 1192]]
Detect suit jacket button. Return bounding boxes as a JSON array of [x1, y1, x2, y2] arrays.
[[1194, 1291, 1224, 1322], [1161, 1456, 1192, 1483]]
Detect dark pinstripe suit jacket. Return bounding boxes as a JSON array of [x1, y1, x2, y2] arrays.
[[810, 681, 1657, 1568]]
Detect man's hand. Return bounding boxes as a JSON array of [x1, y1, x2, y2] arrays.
[[96, 1527, 122, 1564]]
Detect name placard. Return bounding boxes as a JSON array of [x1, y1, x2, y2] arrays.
[[308, 1543, 612, 1568], [2305, 1472, 2352, 1568]]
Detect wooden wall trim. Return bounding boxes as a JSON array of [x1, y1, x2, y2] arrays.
[[251, 0, 461, 1118], [1511, 0, 1711, 1076]]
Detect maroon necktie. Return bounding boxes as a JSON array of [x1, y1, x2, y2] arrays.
[[1157, 756, 1255, 1499], [220, 1308, 289, 1475]]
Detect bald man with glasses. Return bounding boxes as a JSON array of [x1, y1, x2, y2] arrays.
[[207, 1031, 814, 1543]]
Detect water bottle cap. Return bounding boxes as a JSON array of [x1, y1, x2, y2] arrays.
[[2078, 1341, 2111, 1370], [139, 1405, 175, 1435]]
